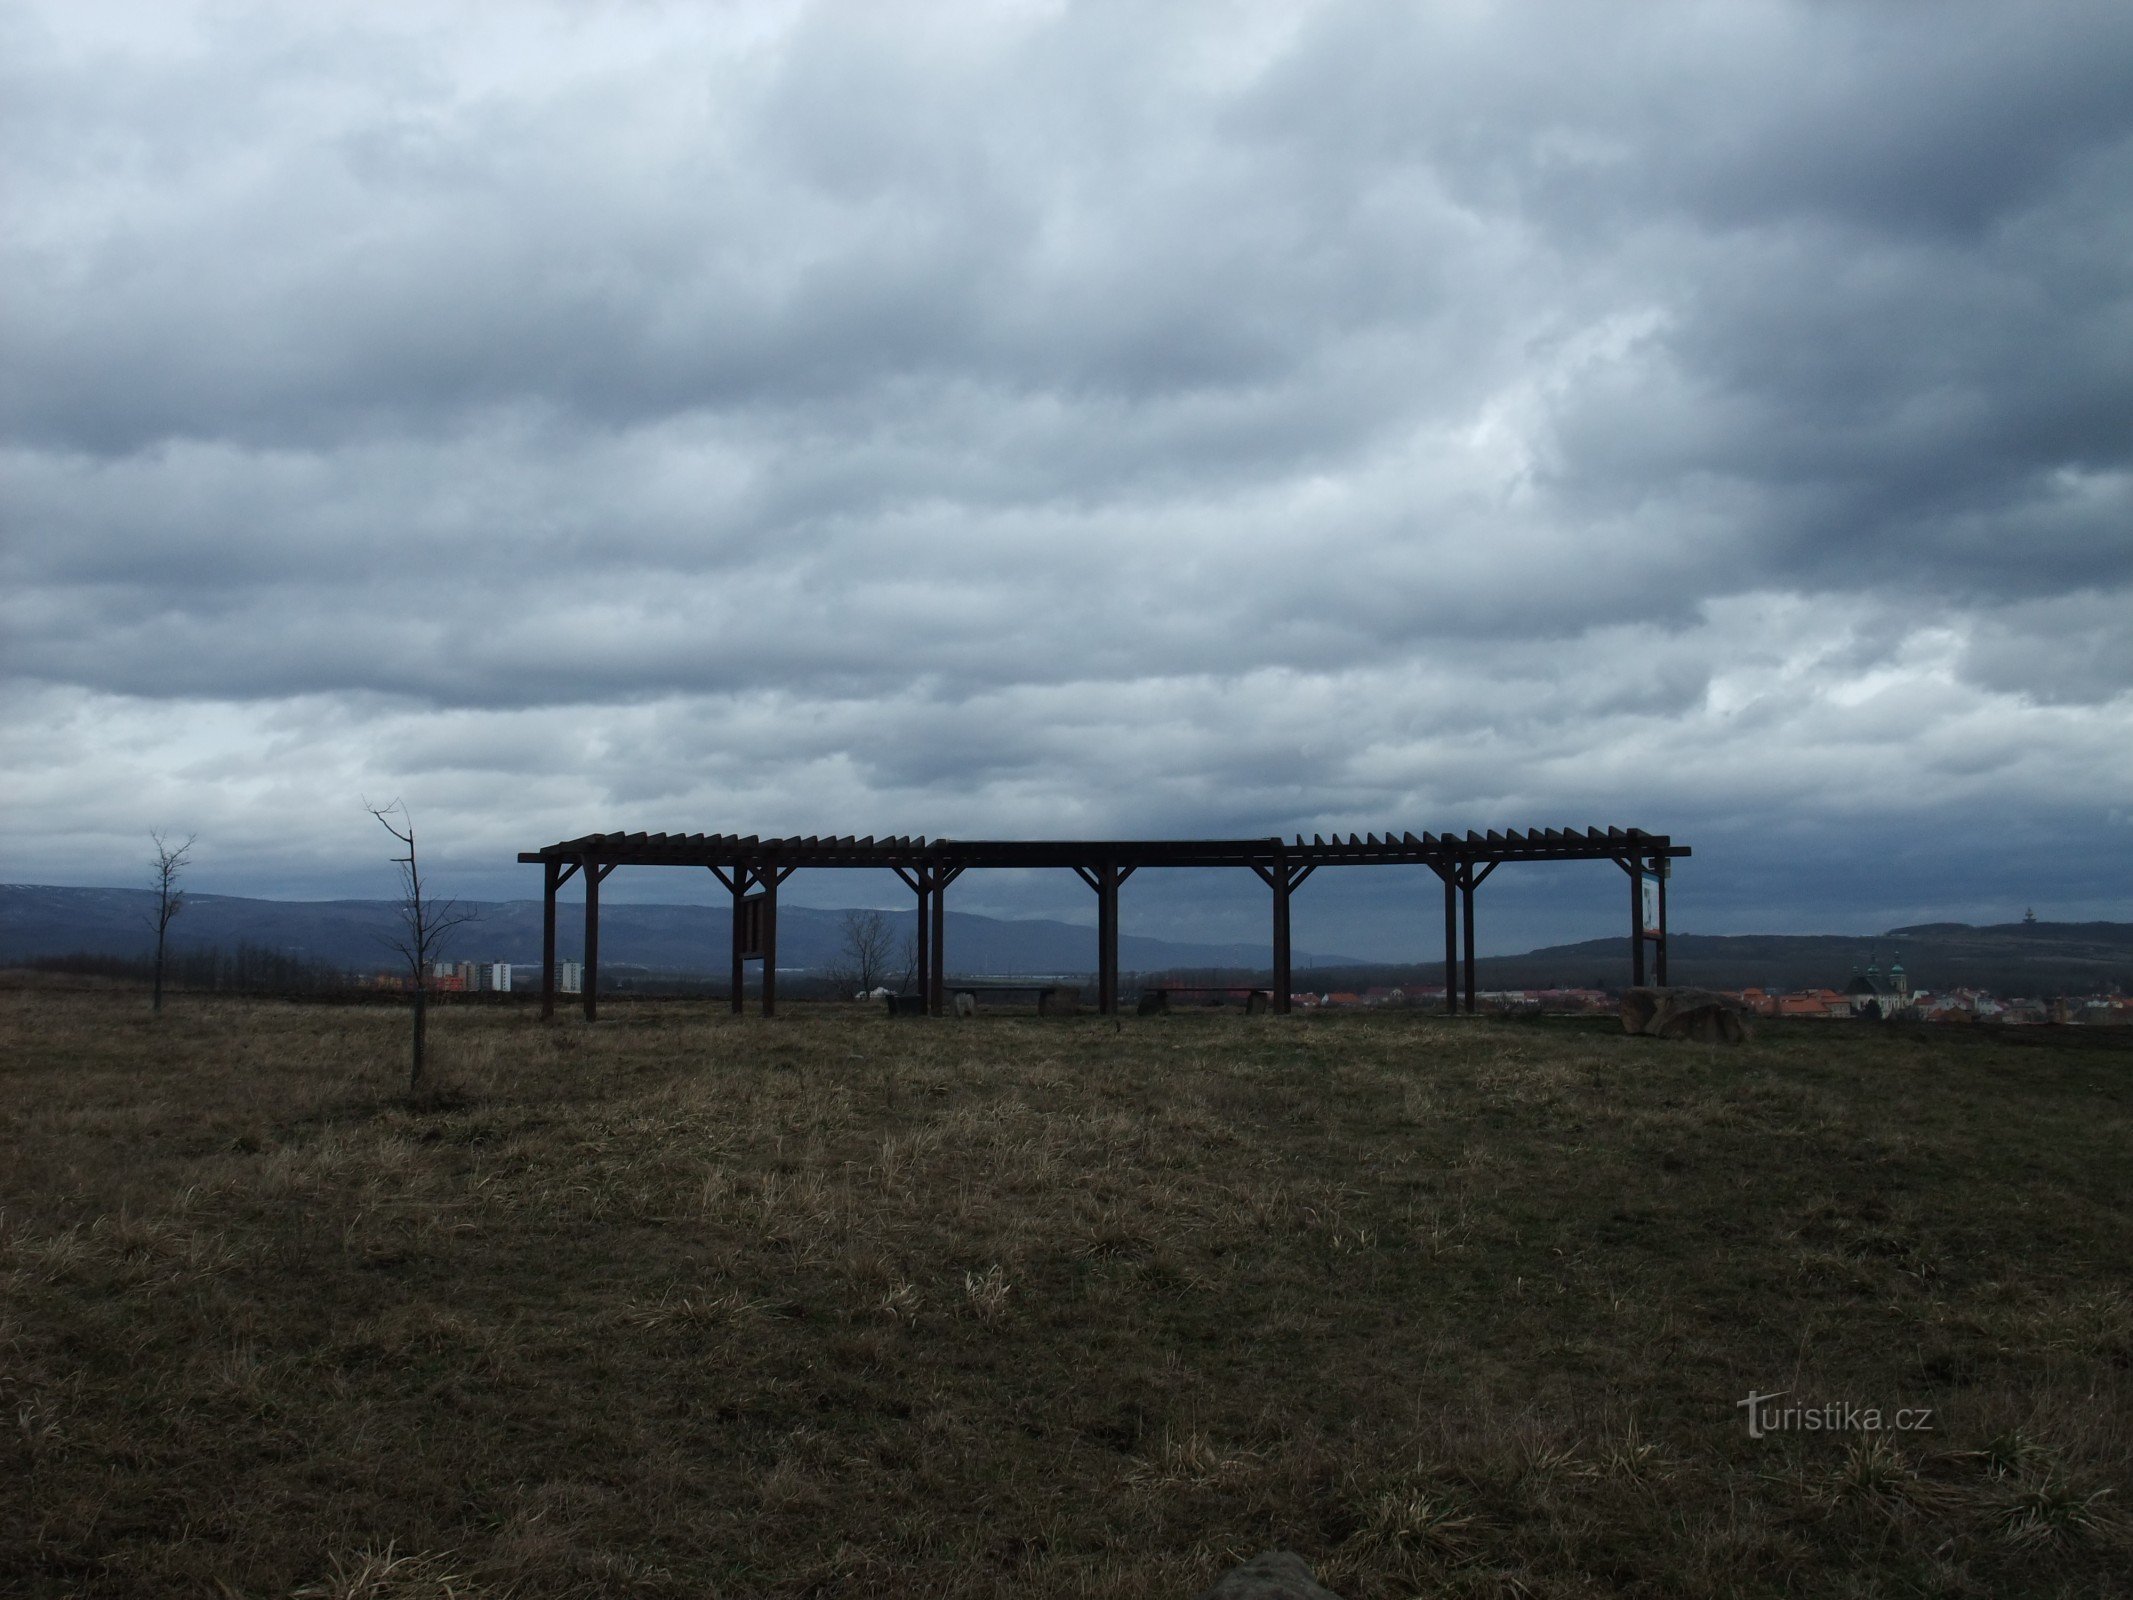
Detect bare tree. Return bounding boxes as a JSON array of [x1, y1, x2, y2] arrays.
[[148, 831, 194, 1015], [833, 908, 898, 996], [368, 801, 475, 1091]]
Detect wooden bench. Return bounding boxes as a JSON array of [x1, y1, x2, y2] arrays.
[[949, 982, 1083, 1015], [1136, 986, 1274, 1016], [880, 985, 1081, 1016]]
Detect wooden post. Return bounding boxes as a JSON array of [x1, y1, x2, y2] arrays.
[[912, 869, 931, 1011], [761, 870, 779, 1019], [1442, 870, 1457, 1016], [729, 870, 747, 1015], [583, 857, 600, 1023], [1630, 863, 1646, 988], [1097, 863, 1119, 1016], [1461, 866, 1477, 1015], [540, 858, 558, 1022], [1272, 861, 1292, 1016], [928, 872, 946, 1017], [1655, 858, 1669, 986]]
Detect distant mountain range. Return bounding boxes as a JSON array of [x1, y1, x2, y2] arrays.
[[0, 884, 1359, 978], [4, 885, 2125, 997]]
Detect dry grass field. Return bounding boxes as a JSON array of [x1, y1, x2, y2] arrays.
[[3, 986, 2130, 1599]]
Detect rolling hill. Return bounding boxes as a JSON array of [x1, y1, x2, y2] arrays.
[[6, 885, 2124, 996], [0, 884, 1356, 979], [1330, 921, 2133, 999]]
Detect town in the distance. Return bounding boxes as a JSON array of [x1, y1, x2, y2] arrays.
[[374, 952, 2128, 1026]]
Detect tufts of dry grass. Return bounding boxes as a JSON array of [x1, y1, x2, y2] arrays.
[[289, 1545, 493, 1600], [1, 991, 2128, 1597]]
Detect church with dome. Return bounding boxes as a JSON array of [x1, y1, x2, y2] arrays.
[[1843, 951, 1912, 1018]]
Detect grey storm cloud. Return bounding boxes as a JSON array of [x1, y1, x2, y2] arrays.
[[2, 0, 2129, 946]]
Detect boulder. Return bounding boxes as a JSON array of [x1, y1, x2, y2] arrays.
[[1621, 986, 1750, 1043], [1619, 987, 1662, 1035], [1196, 1551, 1343, 1600]]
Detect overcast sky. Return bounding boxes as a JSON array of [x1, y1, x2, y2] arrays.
[[4, 0, 2129, 960]]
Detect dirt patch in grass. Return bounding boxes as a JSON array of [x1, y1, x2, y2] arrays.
[[3, 993, 2129, 1597]]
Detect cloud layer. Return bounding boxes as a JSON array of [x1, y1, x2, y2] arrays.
[[5, 0, 2130, 954]]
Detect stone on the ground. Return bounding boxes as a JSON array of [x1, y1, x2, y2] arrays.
[[1619, 986, 1662, 1034], [1195, 1550, 1343, 1600], [1621, 985, 1750, 1043]]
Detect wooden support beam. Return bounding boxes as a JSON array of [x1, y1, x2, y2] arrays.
[[1630, 860, 1647, 988], [1272, 858, 1292, 1015], [705, 864, 735, 1011], [1656, 856, 1670, 986], [761, 871, 780, 1019], [1097, 862, 1121, 1016], [1461, 865, 1478, 1015], [910, 868, 930, 1012], [928, 872, 946, 1017], [582, 857, 600, 1023], [729, 868, 747, 1016], [541, 858, 559, 1022], [1442, 869, 1457, 1016]]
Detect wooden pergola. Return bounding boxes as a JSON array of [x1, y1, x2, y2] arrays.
[[519, 826, 1688, 1020]]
